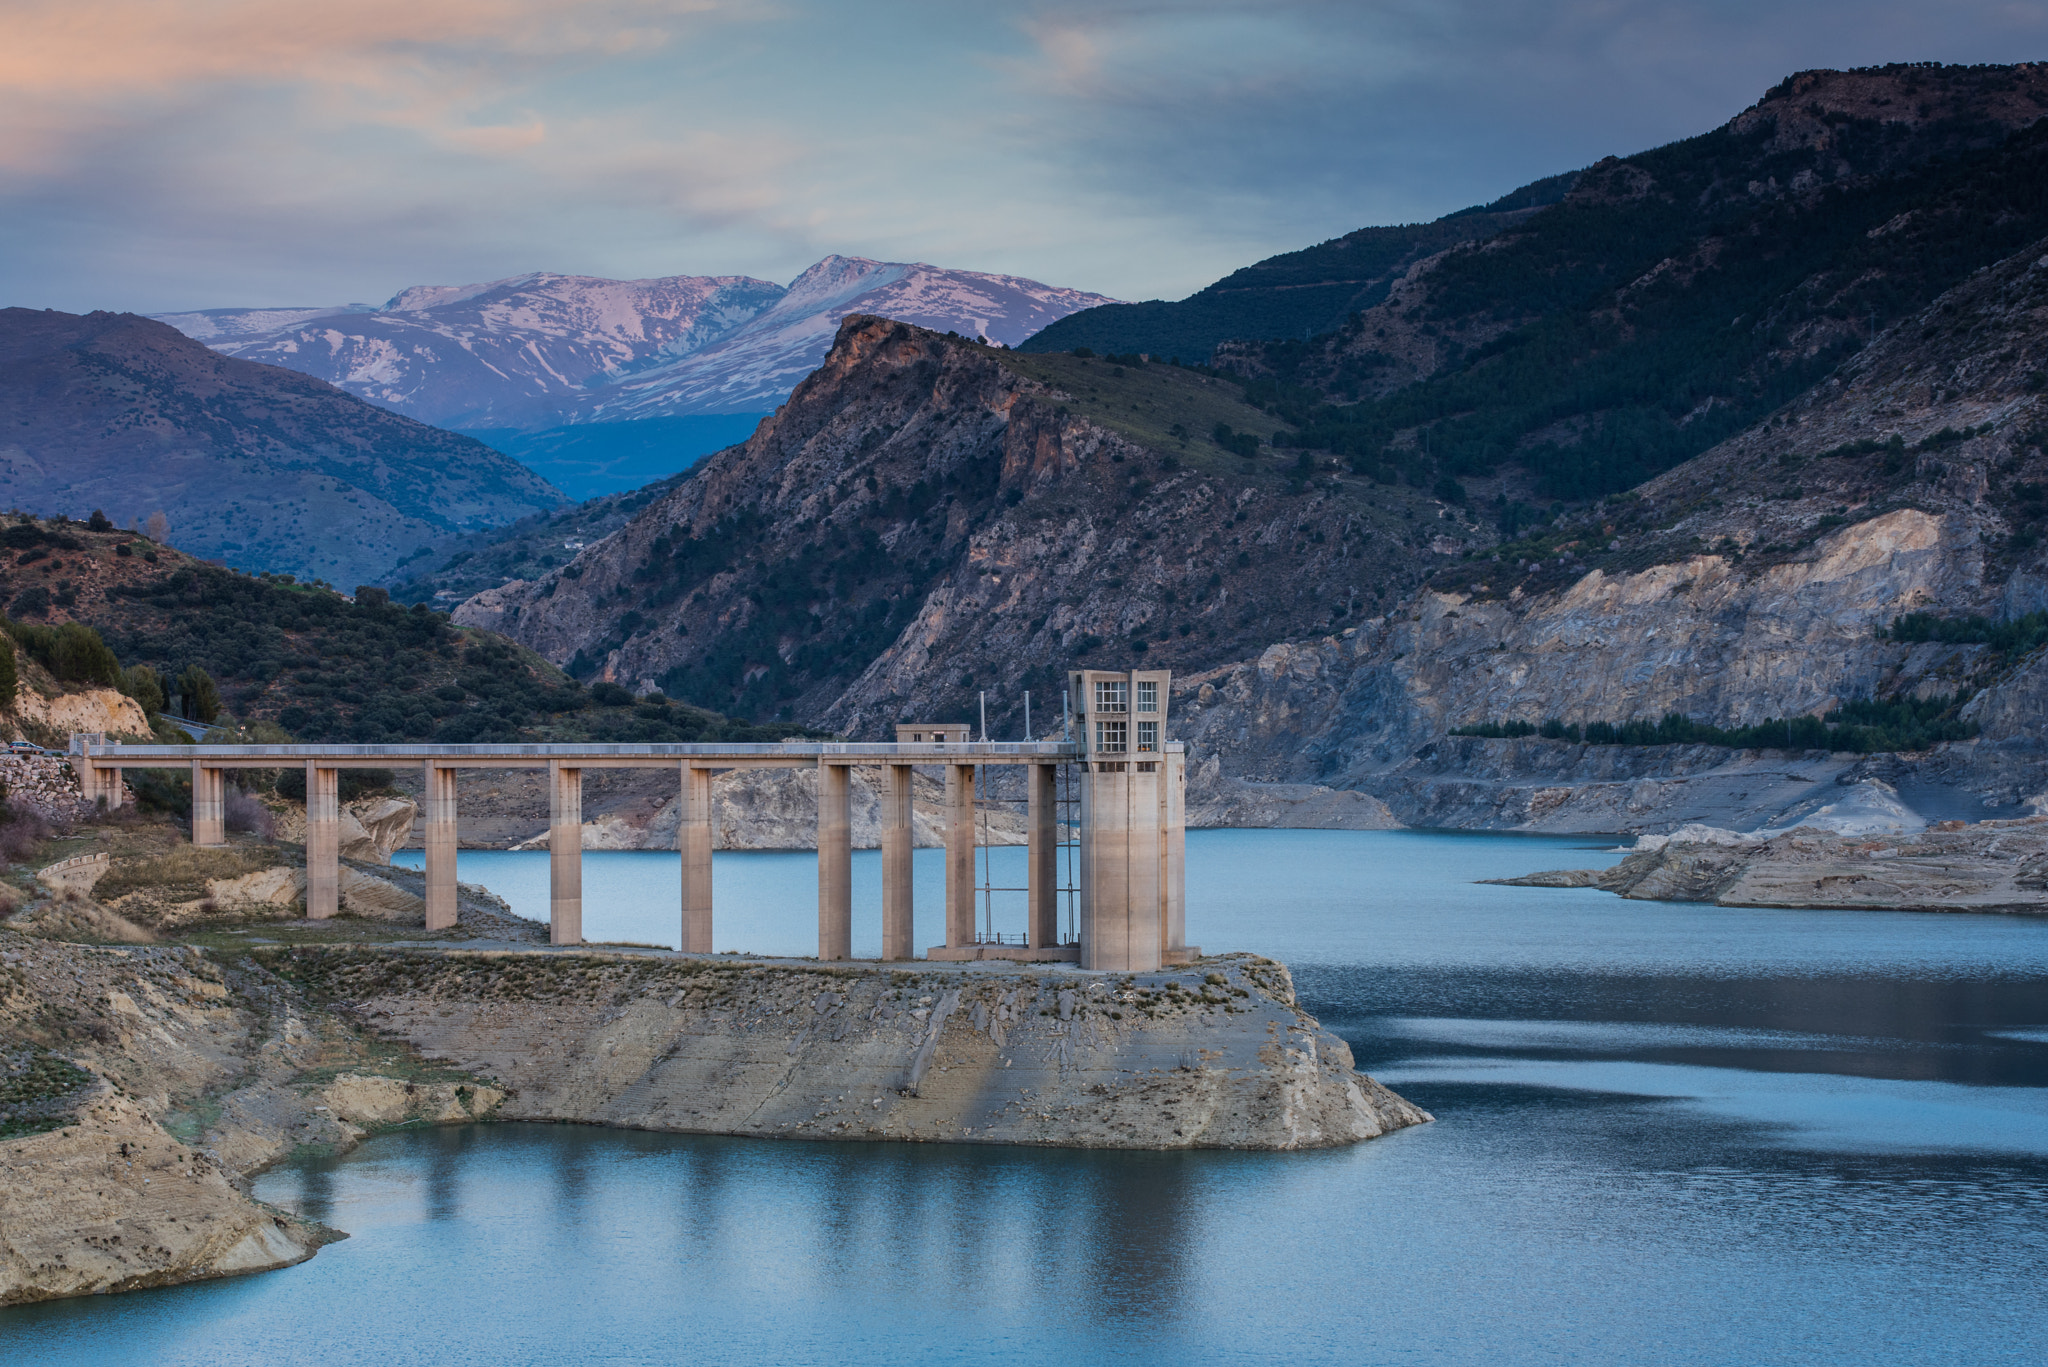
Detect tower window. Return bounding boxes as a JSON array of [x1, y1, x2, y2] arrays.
[[1136, 681, 1158, 713], [1096, 719, 1127, 753], [1137, 721, 1158, 751], [1094, 680, 1128, 713]]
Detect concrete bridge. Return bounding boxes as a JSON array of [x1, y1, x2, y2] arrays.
[[68, 671, 1193, 973]]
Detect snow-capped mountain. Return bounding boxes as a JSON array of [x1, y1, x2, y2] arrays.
[[583, 256, 1119, 420], [158, 273, 786, 430], [156, 257, 1116, 430]]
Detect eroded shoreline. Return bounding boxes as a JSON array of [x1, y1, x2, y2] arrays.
[[1, 926, 1427, 1307]]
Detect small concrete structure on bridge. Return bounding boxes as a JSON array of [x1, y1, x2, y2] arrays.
[[68, 671, 1196, 972]]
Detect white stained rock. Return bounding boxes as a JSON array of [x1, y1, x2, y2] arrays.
[[339, 798, 418, 864], [1633, 824, 1762, 852], [1758, 778, 1927, 838], [206, 867, 305, 907]]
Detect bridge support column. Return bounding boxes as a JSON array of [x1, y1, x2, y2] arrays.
[[549, 761, 582, 946], [680, 763, 713, 953], [191, 763, 226, 847], [1079, 764, 1162, 973], [1028, 762, 1058, 948], [880, 764, 914, 961], [75, 759, 124, 811], [817, 761, 851, 961], [944, 763, 975, 949], [306, 764, 339, 919], [423, 762, 458, 932]]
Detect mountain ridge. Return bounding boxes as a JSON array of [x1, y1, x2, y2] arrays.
[[0, 309, 565, 587]]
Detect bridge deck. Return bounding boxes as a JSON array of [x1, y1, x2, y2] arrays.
[[70, 740, 1093, 769]]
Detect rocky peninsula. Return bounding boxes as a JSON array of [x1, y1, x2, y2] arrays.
[[0, 802, 1426, 1306], [1490, 815, 2048, 913]]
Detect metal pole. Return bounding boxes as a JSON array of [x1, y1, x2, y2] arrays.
[[1024, 691, 1031, 742], [1061, 689, 1070, 742], [979, 690, 987, 742]]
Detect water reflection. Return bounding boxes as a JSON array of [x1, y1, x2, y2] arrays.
[[9, 830, 2048, 1366], [256, 1126, 1200, 1331]]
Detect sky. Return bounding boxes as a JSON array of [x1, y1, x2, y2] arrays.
[[3, 0, 2046, 314]]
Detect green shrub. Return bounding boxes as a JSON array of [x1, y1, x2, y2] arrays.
[[176, 665, 222, 722], [119, 664, 164, 716], [4, 619, 121, 687], [1880, 611, 2048, 657], [1455, 694, 1976, 754]]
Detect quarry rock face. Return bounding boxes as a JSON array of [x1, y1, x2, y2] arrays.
[[1172, 232, 2048, 834]]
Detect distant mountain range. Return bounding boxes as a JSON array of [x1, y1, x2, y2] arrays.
[[441, 62, 2048, 841], [156, 257, 1116, 497], [0, 309, 565, 587]]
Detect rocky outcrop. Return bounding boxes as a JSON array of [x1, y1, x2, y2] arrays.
[[1491, 815, 2048, 913], [0, 1085, 332, 1305], [289, 947, 1429, 1151], [273, 797, 418, 865], [0, 925, 508, 1305], [11, 687, 150, 743]]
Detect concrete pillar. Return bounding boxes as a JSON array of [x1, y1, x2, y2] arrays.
[[549, 760, 582, 946], [306, 764, 339, 920], [1159, 750, 1186, 957], [881, 764, 914, 961], [1027, 762, 1059, 948], [679, 763, 713, 954], [1079, 765, 1163, 973], [423, 763, 458, 932], [76, 760, 123, 811], [944, 763, 976, 948], [190, 763, 225, 846], [817, 761, 851, 961]]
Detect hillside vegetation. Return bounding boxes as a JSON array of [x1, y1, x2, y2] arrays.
[[0, 515, 805, 747], [1225, 64, 2048, 505], [1018, 175, 1577, 361]]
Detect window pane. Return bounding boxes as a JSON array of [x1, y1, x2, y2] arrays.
[[1137, 681, 1157, 712], [1137, 721, 1157, 750]]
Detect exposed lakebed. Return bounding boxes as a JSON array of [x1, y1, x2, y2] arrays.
[[7, 830, 2047, 1365]]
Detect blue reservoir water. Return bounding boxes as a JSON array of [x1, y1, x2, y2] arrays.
[[7, 829, 2048, 1365]]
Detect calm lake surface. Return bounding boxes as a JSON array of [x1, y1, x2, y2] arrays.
[[8, 830, 2048, 1365]]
